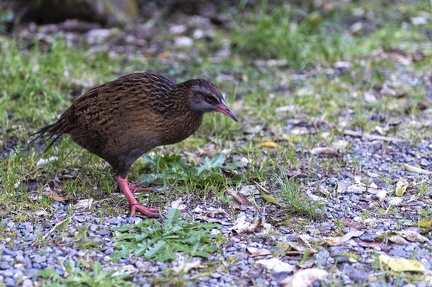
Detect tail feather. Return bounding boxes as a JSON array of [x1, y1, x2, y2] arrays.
[[30, 115, 70, 151]]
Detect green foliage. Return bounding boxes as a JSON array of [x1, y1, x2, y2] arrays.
[[232, 2, 356, 67], [111, 209, 220, 262], [280, 172, 324, 218], [138, 153, 244, 187], [38, 262, 132, 287], [0, 38, 117, 128]]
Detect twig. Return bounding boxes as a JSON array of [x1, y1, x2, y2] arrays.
[[31, 213, 75, 246], [343, 130, 407, 143]]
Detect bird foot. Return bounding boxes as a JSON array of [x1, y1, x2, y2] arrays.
[[130, 204, 160, 217], [116, 175, 159, 218]]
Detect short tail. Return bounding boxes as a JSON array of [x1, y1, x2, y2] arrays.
[[30, 115, 70, 151]]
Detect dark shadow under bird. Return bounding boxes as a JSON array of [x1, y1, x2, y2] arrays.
[[33, 72, 238, 217]]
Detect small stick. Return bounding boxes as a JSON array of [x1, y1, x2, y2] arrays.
[[31, 213, 75, 246]]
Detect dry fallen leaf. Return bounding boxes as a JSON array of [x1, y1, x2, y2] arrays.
[[379, 255, 425, 272], [260, 190, 280, 205], [387, 197, 403, 206], [404, 164, 431, 175], [388, 235, 409, 245], [206, 209, 229, 218], [310, 147, 339, 157], [171, 198, 187, 210], [172, 257, 202, 274], [357, 240, 382, 248], [261, 141, 278, 148], [395, 177, 408, 196], [73, 198, 93, 210], [199, 143, 219, 156], [417, 219, 432, 228], [281, 268, 329, 287], [42, 192, 68, 202], [226, 188, 254, 208], [255, 258, 295, 273], [322, 230, 363, 246], [247, 247, 272, 257], [396, 230, 430, 243]]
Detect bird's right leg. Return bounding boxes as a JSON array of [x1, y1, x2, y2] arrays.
[[114, 179, 153, 192], [116, 176, 159, 217]]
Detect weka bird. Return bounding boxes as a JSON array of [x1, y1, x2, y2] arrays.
[[34, 72, 238, 217]]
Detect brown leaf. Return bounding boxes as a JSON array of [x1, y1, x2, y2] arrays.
[[206, 209, 229, 218], [42, 192, 68, 202], [286, 169, 308, 178], [226, 189, 253, 207], [310, 147, 339, 157], [221, 167, 238, 178]]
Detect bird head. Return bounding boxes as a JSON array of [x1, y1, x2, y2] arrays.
[[184, 79, 238, 122]]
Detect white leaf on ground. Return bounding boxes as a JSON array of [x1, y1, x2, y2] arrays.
[[388, 235, 409, 245], [171, 198, 187, 210], [404, 164, 431, 175], [305, 190, 328, 204], [255, 258, 295, 273], [396, 230, 430, 243], [322, 230, 363, 246], [298, 234, 320, 248], [375, 189, 387, 201], [73, 199, 93, 210], [379, 255, 425, 272], [387, 197, 403, 206], [172, 257, 202, 274], [281, 268, 329, 287], [230, 214, 271, 234], [247, 247, 272, 257], [37, 156, 58, 167], [332, 139, 349, 150]]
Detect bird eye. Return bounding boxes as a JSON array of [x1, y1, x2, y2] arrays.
[[205, 94, 217, 104]]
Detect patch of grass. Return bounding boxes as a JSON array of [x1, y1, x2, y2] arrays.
[[38, 261, 132, 287], [111, 209, 221, 262], [232, 1, 357, 68], [280, 174, 324, 219], [136, 152, 243, 192]]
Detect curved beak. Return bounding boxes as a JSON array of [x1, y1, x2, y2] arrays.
[[216, 101, 238, 122]]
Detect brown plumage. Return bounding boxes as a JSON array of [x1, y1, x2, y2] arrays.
[[34, 72, 238, 217]]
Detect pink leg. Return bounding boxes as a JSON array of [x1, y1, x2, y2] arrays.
[[114, 179, 152, 192], [116, 176, 159, 217], [128, 180, 152, 192]]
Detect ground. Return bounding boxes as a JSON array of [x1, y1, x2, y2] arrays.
[[0, 1, 431, 286]]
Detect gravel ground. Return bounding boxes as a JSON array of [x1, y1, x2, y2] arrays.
[[2, 2, 432, 286], [1, 139, 431, 286]]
